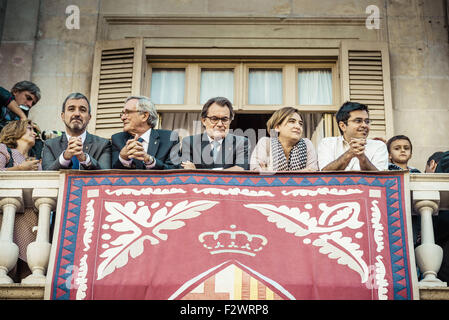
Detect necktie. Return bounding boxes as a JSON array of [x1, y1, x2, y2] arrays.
[[71, 156, 80, 169], [137, 137, 144, 143], [212, 141, 220, 162]]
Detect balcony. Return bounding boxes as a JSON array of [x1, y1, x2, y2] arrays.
[[1, 171, 449, 300]]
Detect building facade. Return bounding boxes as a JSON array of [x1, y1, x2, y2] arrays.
[[0, 0, 448, 171]]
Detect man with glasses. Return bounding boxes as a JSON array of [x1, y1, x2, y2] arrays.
[[180, 96, 250, 170], [42, 92, 111, 170], [111, 95, 178, 170], [317, 101, 388, 171]]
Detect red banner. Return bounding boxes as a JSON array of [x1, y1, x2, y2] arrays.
[[45, 170, 418, 300]]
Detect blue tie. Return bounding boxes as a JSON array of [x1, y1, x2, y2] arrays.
[[137, 137, 144, 143], [71, 156, 79, 169]]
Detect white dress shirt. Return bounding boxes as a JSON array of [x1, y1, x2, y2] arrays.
[[317, 135, 388, 171]]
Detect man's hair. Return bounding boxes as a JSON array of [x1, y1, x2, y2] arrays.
[[266, 106, 302, 136], [335, 101, 369, 134], [125, 96, 159, 128], [386, 135, 413, 153], [200, 97, 234, 120], [62, 92, 91, 114], [11, 81, 41, 103], [426, 151, 444, 166], [0, 119, 33, 148]]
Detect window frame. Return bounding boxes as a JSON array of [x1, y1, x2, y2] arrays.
[[147, 58, 340, 115]]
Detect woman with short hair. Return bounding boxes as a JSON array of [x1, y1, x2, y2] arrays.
[[0, 119, 41, 282], [0, 120, 41, 171], [250, 107, 318, 172]]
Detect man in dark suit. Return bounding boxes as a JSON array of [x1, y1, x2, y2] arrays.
[[180, 97, 250, 170], [111, 95, 179, 170], [42, 92, 111, 170]]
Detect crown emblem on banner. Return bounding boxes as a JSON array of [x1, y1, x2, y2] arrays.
[[198, 225, 268, 257]]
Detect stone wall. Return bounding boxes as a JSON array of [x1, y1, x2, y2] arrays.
[[386, 0, 449, 170], [0, 0, 39, 92]]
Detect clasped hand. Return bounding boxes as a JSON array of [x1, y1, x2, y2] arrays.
[[63, 136, 86, 162], [120, 135, 150, 163], [348, 138, 367, 159]]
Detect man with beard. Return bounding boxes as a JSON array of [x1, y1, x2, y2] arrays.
[[317, 101, 388, 171], [42, 92, 111, 170]]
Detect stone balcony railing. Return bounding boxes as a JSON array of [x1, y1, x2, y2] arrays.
[[0, 171, 449, 300]]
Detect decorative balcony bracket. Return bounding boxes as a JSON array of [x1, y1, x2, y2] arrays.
[[0, 189, 24, 284], [413, 190, 447, 287], [22, 189, 58, 285]]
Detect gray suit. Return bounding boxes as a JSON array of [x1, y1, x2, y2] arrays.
[[181, 132, 250, 170], [42, 132, 111, 170]]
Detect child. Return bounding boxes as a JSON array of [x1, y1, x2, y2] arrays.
[[386, 135, 421, 173]]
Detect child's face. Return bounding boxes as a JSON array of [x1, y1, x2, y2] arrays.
[[389, 139, 412, 164]]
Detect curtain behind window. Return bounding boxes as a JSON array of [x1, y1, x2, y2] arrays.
[[248, 69, 283, 105], [150, 69, 185, 104], [200, 69, 234, 104]]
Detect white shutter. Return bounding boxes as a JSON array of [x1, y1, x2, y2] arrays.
[[340, 41, 394, 139], [89, 38, 146, 138]]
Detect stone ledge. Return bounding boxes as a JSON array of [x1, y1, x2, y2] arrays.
[[419, 286, 449, 300], [1, 284, 449, 300], [0, 284, 44, 300]]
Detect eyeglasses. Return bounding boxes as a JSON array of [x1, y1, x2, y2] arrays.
[[205, 116, 231, 124], [119, 110, 141, 118], [345, 118, 371, 125]]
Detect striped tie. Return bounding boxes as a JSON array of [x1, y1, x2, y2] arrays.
[[212, 141, 220, 162]]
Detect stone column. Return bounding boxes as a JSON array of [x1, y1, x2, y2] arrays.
[[0, 190, 23, 284], [22, 189, 58, 285], [413, 190, 447, 287]]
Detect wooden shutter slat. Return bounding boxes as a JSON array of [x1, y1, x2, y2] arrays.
[[99, 73, 133, 80], [101, 59, 134, 65], [349, 60, 382, 66], [350, 75, 383, 80], [349, 65, 383, 71], [350, 85, 383, 90], [100, 68, 133, 75], [349, 80, 383, 85], [350, 90, 384, 95]]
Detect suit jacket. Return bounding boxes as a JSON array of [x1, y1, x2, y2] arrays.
[[111, 129, 179, 170], [181, 132, 250, 170], [42, 132, 112, 170]]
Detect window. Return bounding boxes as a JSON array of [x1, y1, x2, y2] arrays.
[[147, 59, 339, 144], [248, 69, 283, 105], [150, 68, 185, 104], [148, 60, 339, 112], [200, 69, 234, 104]]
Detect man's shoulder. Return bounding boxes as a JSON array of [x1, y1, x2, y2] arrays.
[[87, 132, 110, 143], [44, 135, 63, 146], [154, 128, 178, 139], [111, 131, 127, 140], [318, 136, 339, 146]]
